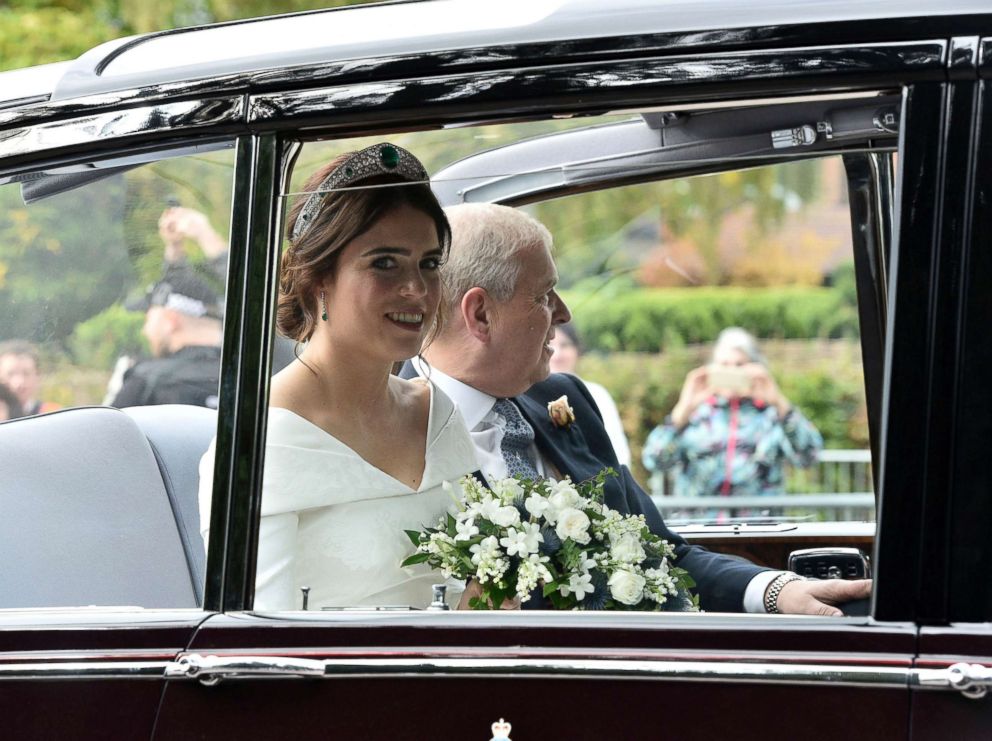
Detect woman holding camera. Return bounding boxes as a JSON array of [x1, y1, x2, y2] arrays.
[[642, 327, 822, 502]]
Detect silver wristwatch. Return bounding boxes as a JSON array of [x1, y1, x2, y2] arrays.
[[764, 572, 805, 614]]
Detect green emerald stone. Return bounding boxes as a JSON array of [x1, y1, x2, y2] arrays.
[[380, 145, 400, 169]]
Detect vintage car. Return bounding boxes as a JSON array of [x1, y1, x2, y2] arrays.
[[0, 0, 990, 738]]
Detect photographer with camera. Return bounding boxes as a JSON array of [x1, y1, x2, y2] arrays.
[[643, 327, 822, 504]]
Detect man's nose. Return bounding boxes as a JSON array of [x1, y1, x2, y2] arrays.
[[552, 291, 571, 324]]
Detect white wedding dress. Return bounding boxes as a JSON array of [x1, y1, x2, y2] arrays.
[[198, 383, 478, 610]]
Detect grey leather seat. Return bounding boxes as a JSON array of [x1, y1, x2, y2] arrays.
[[124, 404, 216, 605], [0, 406, 200, 608]]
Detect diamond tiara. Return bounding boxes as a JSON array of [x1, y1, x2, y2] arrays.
[[290, 143, 429, 242]]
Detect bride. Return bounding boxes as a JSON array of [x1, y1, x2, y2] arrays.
[[199, 143, 477, 610]]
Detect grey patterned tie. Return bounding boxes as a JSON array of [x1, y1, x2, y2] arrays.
[[493, 398, 541, 481]]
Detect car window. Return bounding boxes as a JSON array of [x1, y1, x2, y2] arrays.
[[258, 99, 887, 612], [0, 142, 234, 609]]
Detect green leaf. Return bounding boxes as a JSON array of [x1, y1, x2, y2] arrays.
[[404, 529, 422, 546], [542, 582, 560, 598], [400, 552, 430, 567]]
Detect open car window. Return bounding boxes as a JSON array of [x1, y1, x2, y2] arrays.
[[262, 94, 892, 612]]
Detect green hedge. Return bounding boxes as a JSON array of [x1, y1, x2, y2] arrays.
[[563, 286, 858, 353], [69, 305, 147, 371]]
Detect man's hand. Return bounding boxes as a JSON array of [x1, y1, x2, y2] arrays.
[[457, 579, 521, 610], [776, 578, 872, 616], [670, 366, 712, 428], [159, 207, 227, 263]]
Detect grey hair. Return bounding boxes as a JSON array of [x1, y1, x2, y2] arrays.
[[441, 203, 553, 312], [712, 327, 766, 365]]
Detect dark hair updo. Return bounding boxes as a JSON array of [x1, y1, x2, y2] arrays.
[[277, 150, 451, 344]]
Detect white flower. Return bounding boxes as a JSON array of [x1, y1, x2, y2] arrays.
[[610, 533, 646, 564], [471, 496, 500, 523], [555, 507, 591, 545], [492, 505, 521, 528], [516, 553, 552, 599], [491, 478, 524, 504], [470, 535, 500, 565], [559, 572, 595, 601], [499, 522, 543, 557], [524, 492, 550, 518], [547, 480, 581, 509], [608, 568, 647, 606], [454, 517, 479, 542], [578, 552, 597, 573]]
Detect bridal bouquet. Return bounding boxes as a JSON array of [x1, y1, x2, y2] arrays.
[[402, 471, 698, 611]]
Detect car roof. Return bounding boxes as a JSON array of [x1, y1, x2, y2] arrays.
[[0, 0, 989, 110]]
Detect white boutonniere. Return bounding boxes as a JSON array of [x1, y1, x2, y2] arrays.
[[547, 395, 575, 429]]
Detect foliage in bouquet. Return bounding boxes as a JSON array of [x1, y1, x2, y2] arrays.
[[402, 470, 698, 611]]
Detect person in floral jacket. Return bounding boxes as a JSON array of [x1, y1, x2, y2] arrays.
[[642, 328, 822, 501]]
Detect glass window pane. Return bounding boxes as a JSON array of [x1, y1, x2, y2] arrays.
[[0, 142, 234, 609]]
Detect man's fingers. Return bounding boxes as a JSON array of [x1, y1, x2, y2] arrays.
[[809, 578, 873, 604], [813, 602, 844, 617]]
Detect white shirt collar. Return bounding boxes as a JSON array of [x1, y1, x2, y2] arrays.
[[411, 356, 496, 432]]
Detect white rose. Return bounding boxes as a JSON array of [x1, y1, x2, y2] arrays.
[[492, 478, 524, 504], [548, 480, 581, 509], [608, 568, 647, 606], [524, 492, 550, 518], [610, 533, 646, 564], [555, 507, 591, 545], [492, 506, 521, 528]]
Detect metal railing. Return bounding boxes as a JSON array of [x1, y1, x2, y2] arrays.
[[649, 449, 875, 522]]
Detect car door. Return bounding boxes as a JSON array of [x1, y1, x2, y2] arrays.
[[146, 20, 972, 738], [908, 37, 992, 738], [0, 129, 240, 737]]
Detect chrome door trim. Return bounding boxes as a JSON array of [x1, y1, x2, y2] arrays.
[[915, 663, 992, 699], [164, 653, 913, 688], [0, 660, 170, 680], [247, 40, 945, 129], [0, 96, 245, 165]]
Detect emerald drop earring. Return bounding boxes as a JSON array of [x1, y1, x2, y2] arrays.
[[320, 290, 327, 322]]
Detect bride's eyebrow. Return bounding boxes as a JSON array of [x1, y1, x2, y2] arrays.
[[361, 246, 444, 258], [361, 246, 410, 257]]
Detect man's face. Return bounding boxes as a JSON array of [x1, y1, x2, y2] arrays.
[[0, 353, 40, 407], [485, 241, 571, 396]]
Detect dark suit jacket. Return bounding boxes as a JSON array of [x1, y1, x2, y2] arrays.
[[400, 363, 766, 611]]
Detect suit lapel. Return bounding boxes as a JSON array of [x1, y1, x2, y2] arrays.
[[516, 393, 602, 483]]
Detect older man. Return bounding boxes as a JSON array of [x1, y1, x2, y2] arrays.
[[111, 265, 224, 409], [403, 202, 870, 615]]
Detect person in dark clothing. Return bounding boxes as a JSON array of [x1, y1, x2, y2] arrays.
[[0, 382, 22, 421], [111, 265, 223, 408]]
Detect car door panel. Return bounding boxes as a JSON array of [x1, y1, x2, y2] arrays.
[[912, 627, 992, 740], [154, 612, 914, 740], [0, 610, 208, 741]]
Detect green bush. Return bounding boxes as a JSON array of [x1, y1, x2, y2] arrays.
[[69, 305, 146, 371], [563, 286, 858, 353]]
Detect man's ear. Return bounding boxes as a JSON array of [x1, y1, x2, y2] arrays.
[[461, 286, 493, 343]]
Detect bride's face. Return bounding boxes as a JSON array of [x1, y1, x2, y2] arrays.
[[320, 203, 443, 363]]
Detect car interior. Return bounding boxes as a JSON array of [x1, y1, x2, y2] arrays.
[[0, 89, 897, 611]]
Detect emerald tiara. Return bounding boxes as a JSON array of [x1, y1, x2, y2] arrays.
[[290, 142, 429, 242]]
